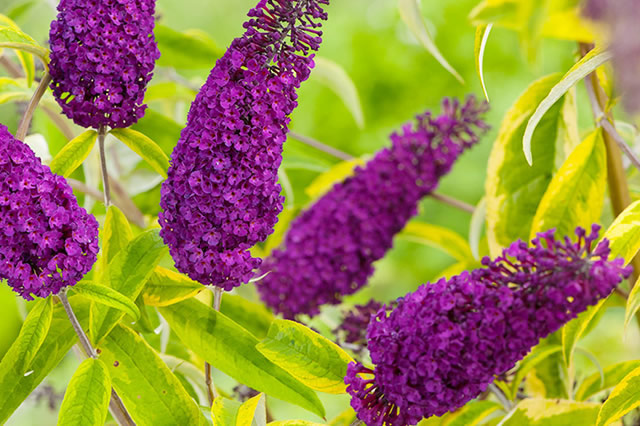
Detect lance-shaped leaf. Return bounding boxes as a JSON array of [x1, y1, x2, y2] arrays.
[[57, 359, 111, 426], [142, 266, 202, 307], [596, 366, 640, 426], [485, 74, 563, 256], [445, 400, 502, 426], [49, 130, 98, 177], [90, 229, 167, 345], [158, 299, 326, 418], [312, 57, 364, 129], [212, 394, 266, 426], [98, 324, 205, 426], [576, 360, 640, 401], [16, 296, 53, 371], [398, 0, 464, 83], [530, 129, 607, 239], [155, 24, 223, 69], [523, 47, 612, 164], [109, 128, 170, 179], [0, 297, 88, 423], [256, 319, 354, 394], [0, 77, 31, 105], [625, 276, 640, 332], [101, 205, 133, 267], [510, 344, 562, 400], [73, 282, 140, 320], [0, 23, 49, 65], [399, 221, 473, 262], [502, 398, 600, 425], [602, 200, 640, 263], [474, 24, 492, 102], [220, 294, 274, 340], [304, 157, 365, 201]]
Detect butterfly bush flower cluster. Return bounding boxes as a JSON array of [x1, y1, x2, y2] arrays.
[[345, 225, 631, 426], [48, 0, 160, 128], [0, 125, 99, 300], [583, 0, 640, 113], [334, 300, 394, 355], [159, 0, 329, 290], [257, 97, 489, 318]]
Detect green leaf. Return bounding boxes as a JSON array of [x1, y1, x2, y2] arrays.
[[212, 398, 242, 426], [485, 73, 564, 256], [397, 0, 464, 83], [142, 266, 202, 307], [0, 19, 49, 65], [523, 47, 612, 164], [312, 57, 364, 129], [510, 344, 562, 400], [102, 206, 133, 264], [602, 200, 640, 263], [131, 108, 182, 156], [109, 128, 170, 179], [73, 282, 140, 320], [576, 360, 640, 401], [256, 319, 354, 394], [529, 129, 606, 239], [502, 398, 599, 425], [268, 422, 324, 426], [0, 77, 31, 104], [49, 130, 98, 177], [155, 24, 223, 69], [220, 294, 274, 340], [445, 400, 502, 426], [57, 358, 111, 426], [97, 324, 205, 426], [474, 24, 493, 102], [90, 229, 167, 344], [625, 276, 640, 332], [16, 296, 53, 371], [561, 300, 607, 395], [469, 197, 486, 260], [596, 366, 640, 425], [399, 221, 473, 262], [0, 296, 88, 423], [7, 1, 37, 21], [145, 81, 197, 103], [304, 157, 365, 200], [158, 298, 326, 418], [238, 394, 266, 426], [15, 49, 34, 87]]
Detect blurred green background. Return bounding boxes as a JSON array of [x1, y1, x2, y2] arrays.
[[2, 0, 639, 423]]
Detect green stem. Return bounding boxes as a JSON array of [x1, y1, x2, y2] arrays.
[[16, 72, 52, 141], [97, 125, 111, 207], [205, 287, 223, 406]]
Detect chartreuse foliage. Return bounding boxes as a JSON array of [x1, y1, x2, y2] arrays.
[[5, 0, 640, 424]]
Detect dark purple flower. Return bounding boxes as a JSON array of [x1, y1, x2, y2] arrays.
[[583, 0, 640, 113], [256, 97, 489, 318], [159, 0, 329, 291], [48, 0, 160, 128], [345, 225, 631, 425], [0, 124, 99, 300], [334, 300, 393, 355]]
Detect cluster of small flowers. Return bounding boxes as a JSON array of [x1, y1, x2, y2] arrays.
[[334, 300, 389, 355], [0, 125, 99, 300], [583, 0, 640, 113], [159, 0, 329, 290], [257, 97, 489, 318], [345, 225, 631, 426], [48, 0, 160, 128]]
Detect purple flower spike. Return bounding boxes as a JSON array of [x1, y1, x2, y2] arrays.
[[0, 124, 99, 300], [345, 225, 631, 425], [48, 0, 160, 129], [159, 0, 329, 291], [257, 97, 489, 318]]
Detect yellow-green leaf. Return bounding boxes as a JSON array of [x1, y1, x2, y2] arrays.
[[73, 281, 140, 320], [474, 24, 493, 102], [530, 129, 607, 239], [523, 47, 611, 164], [238, 394, 266, 426], [49, 130, 98, 177], [0, 77, 31, 104], [57, 359, 111, 426], [101, 205, 133, 266], [576, 360, 640, 401], [220, 294, 274, 340], [312, 57, 364, 129], [158, 299, 325, 418], [16, 296, 53, 371], [485, 73, 563, 256], [399, 221, 473, 262], [398, 0, 464, 83], [142, 266, 202, 307], [602, 200, 640, 263], [596, 366, 640, 425], [510, 344, 562, 400], [268, 422, 324, 426], [0, 19, 49, 66], [305, 157, 365, 200], [445, 400, 502, 426], [212, 398, 242, 426], [624, 276, 640, 332], [109, 128, 170, 178], [256, 319, 354, 394], [98, 324, 205, 426], [502, 398, 599, 425]]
